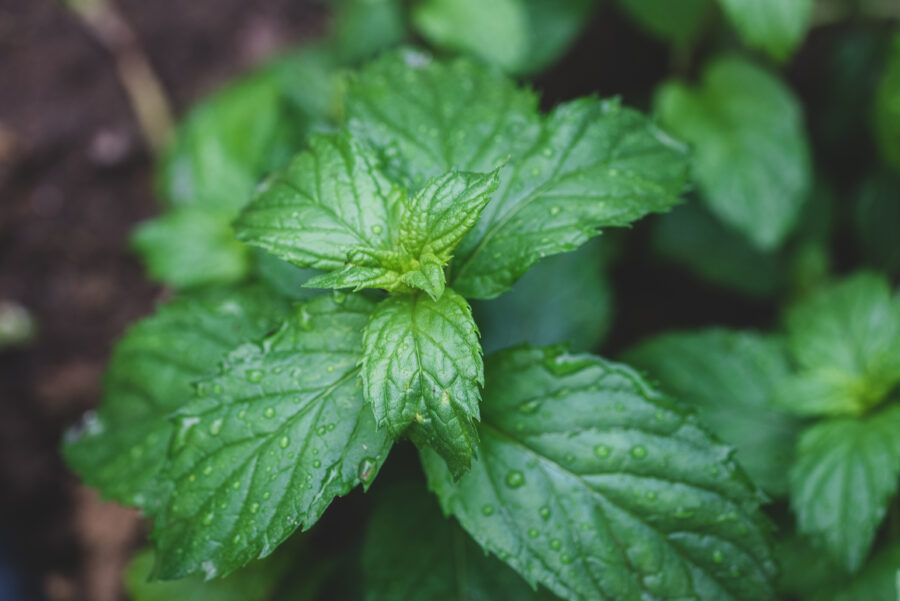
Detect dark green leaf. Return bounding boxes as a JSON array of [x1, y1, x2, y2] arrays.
[[874, 33, 900, 171], [624, 329, 801, 495], [152, 293, 392, 579], [422, 346, 776, 601], [363, 482, 556, 601], [63, 285, 290, 512], [781, 272, 900, 416], [718, 0, 813, 61], [347, 50, 689, 299], [826, 543, 900, 601], [362, 289, 482, 476], [615, 0, 713, 44], [473, 238, 613, 353], [132, 208, 250, 289], [789, 404, 900, 572], [655, 56, 812, 250]]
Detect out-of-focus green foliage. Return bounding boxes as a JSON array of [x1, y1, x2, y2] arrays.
[[875, 33, 900, 171]]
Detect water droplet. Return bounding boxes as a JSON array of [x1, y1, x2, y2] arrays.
[[208, 418, 223, 436], [298, 308, 313, 330], [246, 369, 265, 383], [264, 407, 276, 418], [630, 445, 647, 459], [279, 436, 289, 449], [518, 400, 540, 414], [316, 426, 327, 436], [549, 206, 560, 216], [250, 503, 259, 514], [313, 459, 322, 468], [327, 423, 336, 431], [542, 147, 554, 157], [549, 538, 562, 551], [203, 465, 213, 476], [505, 470, 525, 488], [593, 444, 611, 458], [528, 528, 539, 538], [560, 553, 573, 564], [358, 457, 377, 484], [712, 550, 724, 564], [372, 224, 383, 235], [481, 504, 495, 516], [232, 480, 240, 490], [262, 491, 271, 500], [326, 365, 335, 372], [202, 512, 214, 526], [539, 505, 551, 520], [232, 535, 241, 544]]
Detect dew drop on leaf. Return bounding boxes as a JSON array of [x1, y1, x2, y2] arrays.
[[630, 445, 647, 459], [549, 538, 562, 551], [528, 528, 540, 538], [539, 505, 551, 520], [246, 369, 265, 383], [358, 457, 377, 484], [505, 470, 525, 488], [279, 436, 289, 449], [208, 418, 223, 436], [593, 444, 611, 458], [263, 407, 276, 418], [481, 504, 495, 516]]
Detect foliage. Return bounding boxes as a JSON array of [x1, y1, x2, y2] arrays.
[[63, 1, 900, 600]]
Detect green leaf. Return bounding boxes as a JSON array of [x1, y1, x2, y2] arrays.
[[237, 133, 498, 299], [363, 482, 556, 601], [825, 543, 900, 601], [126, 548, 284, 601], [718, 0, 813, 61], [157, 66, 304, 212], [855, 171, 900, 275], [473, 238, 613, 354], [781, 272, 900, 416], [421, 346, 776, 601], [624, 329, 801, 495], [332, 0, 407, 63], [615, 0, 713, 45], [655, 56, 812, 250], [651, 200, 783, 298], [875, 33, 900, 172], [789, 404, 900, 572], [362, 289, 482, 476], [347, 50, 689, 299], [63, 285, 290, 512], [152, 293, 392, 579], [132, 208, 251, 289], [413, 0, 529, 73], [412, 0, 596, 75]]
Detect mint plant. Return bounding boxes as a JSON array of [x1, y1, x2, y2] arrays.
[[61, 0, 900, 599]]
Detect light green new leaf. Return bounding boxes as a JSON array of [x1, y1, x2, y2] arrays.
[[63, 285, 290, 513], [789, 405, 900, 572], [363, 482, 556, 601], [422, 346, 776, 601], [132, 208, 250, 289], [362, 289, 482, 476], [781, 272, 900, 416], [718, 0, 813, 61], [347, 50, 689, 299], [874, 33, 900, 172], [625, 329, 801, 495], [237, 133, 499, 299], [616, 0, 713, 45], [655, 56, 812, 250], [152, 294, 392, 579]]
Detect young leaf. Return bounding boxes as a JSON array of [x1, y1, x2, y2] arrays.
[[152, 293, 392, 579], [421, 346, 776, 601], [363, 482, 556, 601], [874, 33, 900, 172], [346, 50, 689, 299], [62, 285, 291, 512], [655, 56, 812, 250], [718, 0, 813, 61], [625, 329, 801, 495], [362, 289, 482, 476], [781, 272, 900, 416], [132, 208, 250, 289], [789, 404, 900, 572], [473, 238, 613, 354]]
